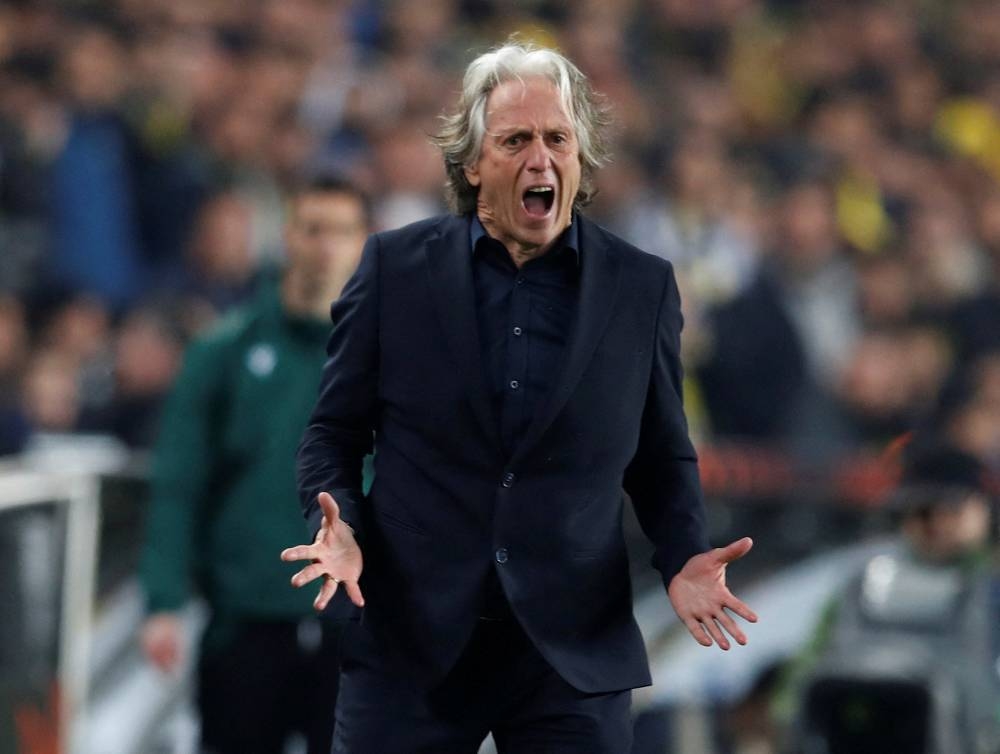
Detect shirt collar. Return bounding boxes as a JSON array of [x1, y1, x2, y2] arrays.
[[469, 213, 580, 266]]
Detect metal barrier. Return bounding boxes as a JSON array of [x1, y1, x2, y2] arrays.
[[0, 453, 103, 754], [0, 437, 201, 754]]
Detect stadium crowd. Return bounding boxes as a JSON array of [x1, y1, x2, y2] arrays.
[[1, 0, 999, 481]]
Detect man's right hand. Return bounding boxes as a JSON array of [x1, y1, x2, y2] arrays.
[[281, 491, 365, 611], [141, 612, 184, 673]]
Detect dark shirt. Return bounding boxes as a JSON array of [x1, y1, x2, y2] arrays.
[[470, 215, 580, 455], [470, 215, 580, 618]]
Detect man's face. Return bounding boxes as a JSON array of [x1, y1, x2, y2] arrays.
[[284, 192, 368, 283], [463, 76, 581, 256]]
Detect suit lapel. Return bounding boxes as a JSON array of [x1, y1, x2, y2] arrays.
[[424, 215, 503, 452], [511, 216, 623, 466]]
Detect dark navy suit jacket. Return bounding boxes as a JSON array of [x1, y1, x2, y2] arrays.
[[297, 212, 709, 694]]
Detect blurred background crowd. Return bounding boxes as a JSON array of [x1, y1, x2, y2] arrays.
[[2, 0, 999, 483], [3, 0, 1000, 752]]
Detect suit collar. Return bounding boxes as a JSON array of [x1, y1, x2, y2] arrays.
[[424, 215, 504, 452]]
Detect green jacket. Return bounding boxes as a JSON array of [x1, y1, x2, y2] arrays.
[[140, 277, 369, 619]]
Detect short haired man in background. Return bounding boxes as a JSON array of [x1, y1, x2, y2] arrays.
[[140, 177, 371, 754]]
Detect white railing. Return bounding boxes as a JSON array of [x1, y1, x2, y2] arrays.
[[0, 436, 190, 754], [0, 459, 105, 753]]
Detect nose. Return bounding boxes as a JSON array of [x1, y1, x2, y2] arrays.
[[310, 232, 341, 258], [524, 137, 551, 172]]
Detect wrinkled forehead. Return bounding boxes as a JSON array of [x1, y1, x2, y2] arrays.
[[484, 75, 575, 131]]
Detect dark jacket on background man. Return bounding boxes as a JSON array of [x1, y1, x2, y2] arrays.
[[141, 277, 369, 629]]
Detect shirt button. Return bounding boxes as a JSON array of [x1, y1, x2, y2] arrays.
[[501, 472, 516, 487], [516, 276, 525, 286], [495, 548, 509, 564], [512, 326, 522, 336], [509, 379, 520, 390]]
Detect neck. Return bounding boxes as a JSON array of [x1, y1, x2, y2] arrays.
[[505, 242, 550, 269], [477, 208, 564, 269]]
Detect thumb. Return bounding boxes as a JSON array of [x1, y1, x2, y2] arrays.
[[717, 536, 753, 564], [317, 491, 341, 523]]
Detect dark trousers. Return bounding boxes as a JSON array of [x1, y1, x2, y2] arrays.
[[332, 617, 633, 753], [198, 616, 343, 754]]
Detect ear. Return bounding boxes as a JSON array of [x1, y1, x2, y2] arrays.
[[463, 163, 481, 187]]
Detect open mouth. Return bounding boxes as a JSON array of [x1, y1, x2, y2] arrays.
[[522, 186, 555, 218]]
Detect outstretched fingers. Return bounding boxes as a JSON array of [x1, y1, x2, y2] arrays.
[[344, 580, 365, 608], [317, 491, 341, 523], [705, 617, 732, 650], [682, 597, 755, 650], [290, 562, 328, 588], [683, 617, 713, 647], [724, 595, 758, 624], [314, 576, 340, 611], [280, 544, 319, 564], [715, 609, 747, 646], [685, 613, 745, 651], [312, 578, 364, 611], [716, 536, 753, 564]]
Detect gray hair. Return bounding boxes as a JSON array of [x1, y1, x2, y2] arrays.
[[432, 40, 611, 214]]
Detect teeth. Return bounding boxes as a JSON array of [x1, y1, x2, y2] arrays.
[[526, 187, 553, 193]]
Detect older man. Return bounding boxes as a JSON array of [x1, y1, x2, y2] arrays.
[[283, 42, 756, 752]]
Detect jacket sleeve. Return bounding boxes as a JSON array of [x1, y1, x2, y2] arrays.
[[297, 233, 380, 541], [623, 264, 710, 587], [139, 337, 227, 613]]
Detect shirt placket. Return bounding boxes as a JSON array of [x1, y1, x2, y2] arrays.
[[502, 270, 531, 452]]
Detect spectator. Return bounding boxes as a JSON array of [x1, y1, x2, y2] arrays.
[[0, 295, 28, 398], [77, 304, 186, 449], [18, 348, 82, 436], [0, 295, 30, 455], [696, 177, 860, 457], [48, 20, 145, 310], [172, 191, 257, 321], [836, 322, 951, 449], [949, 187, 1000, 362], [614, 129, 760, 306]]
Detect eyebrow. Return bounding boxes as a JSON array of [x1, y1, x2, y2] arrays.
[[488, 125, 572, 139]]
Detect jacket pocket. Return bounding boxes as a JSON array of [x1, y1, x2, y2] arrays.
[[374, 508, 430, 538]]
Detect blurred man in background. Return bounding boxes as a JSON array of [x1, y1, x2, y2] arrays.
[[139, 176, 370, 754], [777, 441, 1000, 753]]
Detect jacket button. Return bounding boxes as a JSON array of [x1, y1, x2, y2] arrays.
[[501, 472, 516, 488], [495, 548, 509, 564]]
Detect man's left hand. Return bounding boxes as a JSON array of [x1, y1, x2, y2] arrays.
[[668, 537, 757, 650]]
